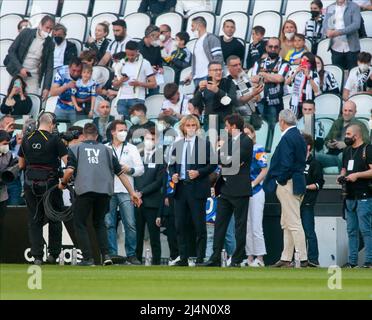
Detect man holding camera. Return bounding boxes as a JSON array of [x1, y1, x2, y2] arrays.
[[339, 124, 372, 268], [18, 113, 68, 265]]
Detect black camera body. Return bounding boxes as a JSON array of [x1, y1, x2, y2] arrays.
[[337, 176, 348, 199], [59, 130, 81, 142]]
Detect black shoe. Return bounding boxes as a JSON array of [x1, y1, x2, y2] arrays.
[[362, 262, 372, 268], [201, 260, 220, 267], [342, 262, 358, 268], [102, 255, 113, 266], [271, 260, 292, 268], [127, 256, 141, 265], [172, 259, 188, 267], [77, 258, 95, 266], [308, 260, 320, 268], [46, 255, 57, 264], [33, 258, 43, 266], [228, 262, 241, 268], [300, 260, 308, 268]]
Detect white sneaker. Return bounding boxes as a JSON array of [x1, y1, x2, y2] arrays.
[[227, 256, 232, 267], [250, 258, 265, 267], [168, 256, 180, 266], [240, 259, 249, 267]]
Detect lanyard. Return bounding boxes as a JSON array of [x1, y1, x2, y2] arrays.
[[112, 143, 125, 160]]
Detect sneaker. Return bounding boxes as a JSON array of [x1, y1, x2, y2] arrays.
[[240, 259, 249, 267], [250, 258, 265, 267], [172, 259, 189, 267], [342, 262, 358, 268], [77, 258, 95, 266], [46, 255, 57, 264], [33, 258, 43, 266], [362, 262, 372, 268], [168, 256, 181, 266], [271, 260, 292, 268], [102, 255, 113, 266], [226, 256, 232, 267], [127, 256, 141, 265], [308, 260, 320, 268]]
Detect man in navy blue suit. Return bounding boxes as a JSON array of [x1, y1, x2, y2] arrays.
[[264, 109, 308, 267]]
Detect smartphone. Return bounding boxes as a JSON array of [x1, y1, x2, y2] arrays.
[[121, 73, 128, 78], [207, 76, 213, 83], [26, 71, 32, 77]]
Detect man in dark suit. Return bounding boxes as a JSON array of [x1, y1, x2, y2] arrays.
[[204, 114, 253, 267], [134, 128, 164, 265], [263, 109, 308, 267], [169, 115, 217, 266]]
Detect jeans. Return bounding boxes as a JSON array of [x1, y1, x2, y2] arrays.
[[6, 177, 24, 205], [316, 152, 343, 171], [117, 99, 144, 118], [345, 198, 372, 265], [300, 205, 319, 263], [105, 193, 137, 257], [54, 106, 77, 125]]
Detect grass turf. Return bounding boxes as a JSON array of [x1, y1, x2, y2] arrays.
[[1, 264, 371, 300]]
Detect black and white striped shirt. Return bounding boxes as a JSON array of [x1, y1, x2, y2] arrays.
[[319, 70, 340, 94], [305, 16, 324, 51]]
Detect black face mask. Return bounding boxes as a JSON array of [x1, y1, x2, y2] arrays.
[[344, 137, 355, 146], [268, 52, 279, 59], [114, 35, 124, 42], [311, 10, 320, 19], [54, 36, 64, 45], [70, 75, 79, 81]]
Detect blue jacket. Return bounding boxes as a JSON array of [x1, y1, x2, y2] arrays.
[[264, 127, 307, 196]]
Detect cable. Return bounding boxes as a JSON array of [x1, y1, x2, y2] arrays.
[[43, 184, 75, 222]]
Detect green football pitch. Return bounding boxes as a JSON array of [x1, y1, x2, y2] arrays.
[[1, 264, 371, 300]]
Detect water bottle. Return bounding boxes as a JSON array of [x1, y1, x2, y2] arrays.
[[71, 248, 77, 266], [294, 250, 301, 268], [59, 250, 65, 266], [221, 249, 227, 268], [145, 249, 151, 266]]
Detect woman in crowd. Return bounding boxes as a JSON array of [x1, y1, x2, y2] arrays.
[[1, 76, 32, 116], [286, 52, 320, 118], [280, 20, 298, 60], [315, 55, 340, 94], [243, 124, 268, 267], [85, 22, 111, 62], [305, 0, 324, 54]]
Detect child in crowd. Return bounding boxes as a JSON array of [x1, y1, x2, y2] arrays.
[[285, 33, 307, 65], [246, 26, 266, 70], [71, 64, 98, 119]]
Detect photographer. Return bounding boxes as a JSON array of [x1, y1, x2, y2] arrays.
[[339, 124, 372, 268], [18, 113, 68, 265]]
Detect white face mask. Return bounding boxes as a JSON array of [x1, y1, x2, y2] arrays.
[[156, 122, 166, 132], [144, 139, 154, 151], [159, 34, 166, 42], [0, 144, 9, 154], [39, 28, 49, 39], [193, 29, 199, 38], [285, 32, 295, 40], [152, 40, 161, 47], [131, 116, 141, 125], [359, 64, 370, 73], [116, 131, 127, 142]]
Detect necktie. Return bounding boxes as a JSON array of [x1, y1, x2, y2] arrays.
[[185, 140, 191, 177]]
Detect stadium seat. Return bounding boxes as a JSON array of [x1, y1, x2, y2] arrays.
[[283, 94, 291, 110], [110, 97, 122, 119], [74, 119, 93, 127], [123, 0, 142, 16], [361, 11, 372, 37], [186, 11, 216, 39], [61, 0, 90, 16], [219, 0, 252, 16], [349, 94, 372, 118], [360, 37, 372, 54], [255, 120, 268, 147], [30, 0, 59, 16], [324, 64, 344, 92], [269, 122, 282, 154], [0, 66, 11, 95], [0, 39, 13, 67], [28, 94, 42, 119], [315, 117, 334, 140], [285, 0, 312, 15], [0, 94, 6, 116], [29, 13, 54, 28], [252, 11, 282, 38], [186, 38, 197, 54], [305, 38, 312, 52], [90, 13, 119, 41], [316, 38, 332, 65], [176, 0, 215, 17], [92, 0, 123, 16], [0, 14, 25, 40], [93, 66, 111, 88], [179, 67, 196, 97], [145, 94, 166, 120], [0, 0, 28, 16], [59, 13, 88, 42], [124, 12, 151, 40], [159, 66, 176, 94], [67, 39, 83, 56], [252, 0, 283, 16], [314, 93, 342, 120], [286, 11, 311, 34], [218, 11, 249, 40], [44, 96, 58, 113], [356, 117, 370, 132], [155, 12, 184, 38]]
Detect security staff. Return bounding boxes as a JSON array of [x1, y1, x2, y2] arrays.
[[18, 113, 68, 266], [59, 123, 142, 266]]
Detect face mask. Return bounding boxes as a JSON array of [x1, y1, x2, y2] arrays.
[[54, 36, 64, 45], [114, 35, 124, 42], [344, 137, 355, 146], [116, 131, 127, 142], [311, 10, 320, 19], [193, 29, 199, 38], [144, 139, 154, 151], [152, 40, 161, 47], [359, 64, 370, 73], [175, 40, 180, 47], [156, 122, 166, 132], [159, 34, 166, 42], [131, 116, 141, 125], [0, 144, 9, 154], [268, 52, 279, 59], [70, 75, 79, 81], [285, 32, 295, 40], [39, 29, 49, 39]]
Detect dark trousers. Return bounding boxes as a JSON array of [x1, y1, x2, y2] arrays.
[[331, 50, 359, 71], [300, 205, 319, 263], [174, 181, 207, 262], [73, 192, 110, 260], [0, 201, 6, 262], [163, 197, 179, 260], [135, 206, 161, 265], [210, 195, 250, 264], [24, 184, 62, 259]]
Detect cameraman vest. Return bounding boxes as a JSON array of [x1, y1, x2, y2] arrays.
[[70, 142, 115, 196]]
